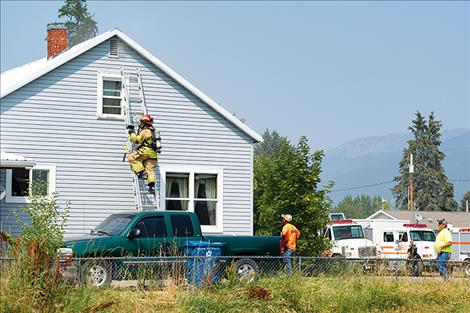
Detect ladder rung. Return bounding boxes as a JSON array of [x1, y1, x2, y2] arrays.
[[128, 97, 142, 102], [141, 204, 157, 208]]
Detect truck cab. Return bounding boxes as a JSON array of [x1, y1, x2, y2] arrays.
[[376, 223, 436, 261], [321, 219, 377, 258]]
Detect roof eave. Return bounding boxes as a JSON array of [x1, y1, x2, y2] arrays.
[[1, 29, 262, 143]]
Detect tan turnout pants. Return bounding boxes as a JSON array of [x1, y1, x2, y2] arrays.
[[128, 151, 157, 183]]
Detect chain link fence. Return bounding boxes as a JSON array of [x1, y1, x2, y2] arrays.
[[2, 255, 468, 288]]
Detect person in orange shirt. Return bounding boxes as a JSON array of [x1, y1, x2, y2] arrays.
[[280, 214, 300, 275]]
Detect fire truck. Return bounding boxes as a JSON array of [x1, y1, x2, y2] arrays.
[[320, 219, 377, 258], [450, 227, 470, 277]]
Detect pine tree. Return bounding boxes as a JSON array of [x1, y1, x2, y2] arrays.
[[391, 112, 457, 211], [254, 129, 289, 157], [57, 0, 98, 47], [460, 190, 470, 212]]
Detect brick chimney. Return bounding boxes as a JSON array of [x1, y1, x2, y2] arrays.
[[47, 25, 67, 59]]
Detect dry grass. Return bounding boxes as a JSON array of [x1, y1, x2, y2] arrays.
[[12, 275, 461, 313]]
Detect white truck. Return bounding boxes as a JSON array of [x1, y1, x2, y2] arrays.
[[320, 219, 377, 258], [449, 227, 470, 277], [355, 220, 437, 262]]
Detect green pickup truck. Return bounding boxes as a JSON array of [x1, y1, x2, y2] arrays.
[[63, 211, 280, 286]]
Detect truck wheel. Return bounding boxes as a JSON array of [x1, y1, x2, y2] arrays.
[[464, 259, 470, 277], [236, 258, 259, 282], [80, 260, 112, 287]]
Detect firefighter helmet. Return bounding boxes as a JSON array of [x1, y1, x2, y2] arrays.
[[140, 114, 154, 124]]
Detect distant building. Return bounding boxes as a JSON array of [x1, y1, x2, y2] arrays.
[[367, 210, 470, 229]]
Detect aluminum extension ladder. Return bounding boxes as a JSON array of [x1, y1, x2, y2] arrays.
[[121, 67, 159, 211]]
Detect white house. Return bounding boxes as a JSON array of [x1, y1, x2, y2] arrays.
[[0, 28, 262, 236]]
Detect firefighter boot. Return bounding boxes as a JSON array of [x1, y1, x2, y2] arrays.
[[137, 171, 148, 180], [148, 182, 155, 194]]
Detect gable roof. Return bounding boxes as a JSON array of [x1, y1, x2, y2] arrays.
[[0, 28, 262, 143], [367, 210, 470, 228], [366, 210, 398, 220]]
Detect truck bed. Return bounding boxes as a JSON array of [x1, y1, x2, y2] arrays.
[[205, 235, 280, 256]]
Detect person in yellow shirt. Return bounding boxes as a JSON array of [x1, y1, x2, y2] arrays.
[[434, 219, 452, 279], [280, 214, 300, 275]]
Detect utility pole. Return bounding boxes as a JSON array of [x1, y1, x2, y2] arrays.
[[409, 153, 414, 211]]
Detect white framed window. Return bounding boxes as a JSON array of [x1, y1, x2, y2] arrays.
[[5, 164, 56, 203], [97, 72, 123, 119], [160, 165, 223, 233]]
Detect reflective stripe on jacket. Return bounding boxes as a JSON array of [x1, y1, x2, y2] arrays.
[[130, 127, 157, 159]]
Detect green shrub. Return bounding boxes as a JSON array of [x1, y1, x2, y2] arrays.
[[0, 193, 70, 312]]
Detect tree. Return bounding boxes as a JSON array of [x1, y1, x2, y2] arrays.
[[461, 190, 470, 212], [254, 134, 332, 255], [254, 129, 289, 157], [335, 194, 390, 219], [55, 0, 98, 47], [391, 112, 457, 211]]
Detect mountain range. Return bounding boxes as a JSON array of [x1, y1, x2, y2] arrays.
[[321, 128, 470, 207]]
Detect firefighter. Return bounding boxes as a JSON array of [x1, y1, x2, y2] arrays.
[[407, 240, 421, 277], [280, 214, 300, 275], [127, 114, 161, 193]]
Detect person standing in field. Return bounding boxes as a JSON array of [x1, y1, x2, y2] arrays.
[[434, 219, 452, 279], [407, 240, 421, 277], [280, 214, 300, 275]]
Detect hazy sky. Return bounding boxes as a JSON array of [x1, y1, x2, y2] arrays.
[[1, 1, 469, 150]]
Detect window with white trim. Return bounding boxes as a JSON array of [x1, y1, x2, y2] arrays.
[[160, 166, 223, 233], [97, 73, 123, 118], [5, 164, 56, 203]]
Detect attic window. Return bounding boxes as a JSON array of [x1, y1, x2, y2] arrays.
[[109, 38, 118, 57]]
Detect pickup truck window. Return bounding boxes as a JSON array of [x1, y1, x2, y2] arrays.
[[94, 213, 135, 236], [170, 215, 194, 237], [134, 216, 167, 238]]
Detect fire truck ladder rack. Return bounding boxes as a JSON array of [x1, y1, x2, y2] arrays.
[[121, 67, 159, 211]]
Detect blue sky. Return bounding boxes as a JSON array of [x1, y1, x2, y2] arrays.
[[1, 1, 469, 150]]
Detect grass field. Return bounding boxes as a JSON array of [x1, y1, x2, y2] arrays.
[[3, 275, 468, 313]]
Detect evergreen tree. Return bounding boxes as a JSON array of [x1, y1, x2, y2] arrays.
[[56, 0, 98, 46], [460, 190, 470, 212], [254, 129, 289, 157], [391, 112, 457, 211], [335, 194, 390, 219], [254, 135, 332, 255]]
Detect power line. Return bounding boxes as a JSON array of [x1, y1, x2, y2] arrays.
[[330, 178, 470, 193], [330, 180, 394, 193]]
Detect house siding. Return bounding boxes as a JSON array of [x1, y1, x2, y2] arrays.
[[0, 37, 254, 235]]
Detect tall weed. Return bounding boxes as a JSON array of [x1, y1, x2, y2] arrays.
[[0, 193, 70, 312]]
